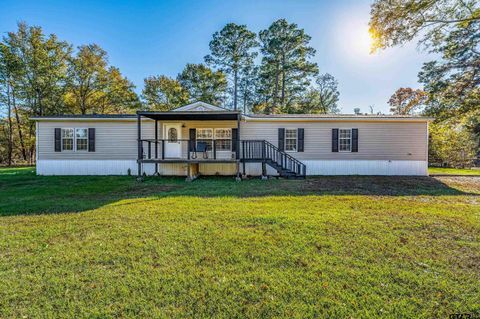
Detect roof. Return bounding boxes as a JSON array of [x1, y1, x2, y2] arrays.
[[170, 101, 229, 112], [30, 114, 136, 120], [31, 113, 433, 122], [137, 110, 240, 121], [243, 114, 433, 121]]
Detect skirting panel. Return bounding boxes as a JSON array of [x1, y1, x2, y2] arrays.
[[303, 160, 428, 176], [36, 160, 189, 176], [37, 160, 428, 176]]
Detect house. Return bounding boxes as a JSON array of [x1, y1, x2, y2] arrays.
[[31, 101, 432, 179]]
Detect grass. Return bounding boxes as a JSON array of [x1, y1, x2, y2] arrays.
[[429, 167, 480, 175], [0, 167, 479, 318]]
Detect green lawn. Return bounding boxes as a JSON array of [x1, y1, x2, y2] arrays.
[[0, 167, 479, 318], [429, 166, 480, 176]]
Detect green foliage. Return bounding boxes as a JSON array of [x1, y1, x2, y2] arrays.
[[371, 1, 480, 161], [369, 0, 479, 52], [296, 73, 340, 114], [0, 167, 479, 317], [65, 44, 140, 114], [142, 75, 189, 111], [0, 23, 141, 165], [429, 121, 477, 168], [257, 19, 319, 113], [419, 18, 480, 120], [205, 23, 258, 110], [177, 63, 227, 105]]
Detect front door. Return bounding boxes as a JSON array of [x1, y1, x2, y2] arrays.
[[164, 123, 182, 158]]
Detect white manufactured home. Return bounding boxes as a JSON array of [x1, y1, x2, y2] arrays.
[[32, 102, 432, 178]]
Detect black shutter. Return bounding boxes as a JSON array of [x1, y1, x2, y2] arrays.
[[278, 128, 285, 151], [352, 128, 358, 152], [189, 128, 196, 151], [54, 128, 61, 152], [88, 128, 95, 152], [231, 128, 238, 153], [332, 128, 339, 152], [297, 128, 304, 152]]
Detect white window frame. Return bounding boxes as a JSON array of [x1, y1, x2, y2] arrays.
[[338, 128, 352, 152], [214, 128, 232, 151], [196, 128, 213, 151], [61, 128, 74, 152], [285, 128, 298, 152], [75, 128, 88, 152], [61, 128, 89, 152]]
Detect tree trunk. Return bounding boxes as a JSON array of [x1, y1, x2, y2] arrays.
[[6, 81, 13, 166], [281, 53, 286, 107], [28, 121, 35, 164], [233, 68, 238, 111], [273, 62, 279, 113], [12, 93, 28, 162]]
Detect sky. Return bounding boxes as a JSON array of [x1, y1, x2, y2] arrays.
[[0, 0, 434, 114]]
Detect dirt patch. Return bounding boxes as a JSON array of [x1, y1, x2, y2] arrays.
[[298, 176, 478, 196]]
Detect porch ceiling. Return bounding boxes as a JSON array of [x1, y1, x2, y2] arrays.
[[137, 111, 240, 121]]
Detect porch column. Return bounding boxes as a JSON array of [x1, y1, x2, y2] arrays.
[[154, 119, 158, 175], [236, 112, 241, 181], [137, 113, 142, 177]]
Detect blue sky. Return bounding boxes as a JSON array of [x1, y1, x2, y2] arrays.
[[0, 0, 433, 113]]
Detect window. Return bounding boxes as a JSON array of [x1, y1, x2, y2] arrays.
[[76, 128, 88, 151], [61, 128, 74, 151], [168, 127, 178, 142], [196, 128, 213, 150], [339, 129, 352, 152], [214, 128, 232, 151], [285, 129, 297, 152]]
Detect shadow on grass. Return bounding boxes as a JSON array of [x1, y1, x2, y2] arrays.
[[0, 167, 478, 217]]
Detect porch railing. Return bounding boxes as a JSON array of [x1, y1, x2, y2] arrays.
[[241, 140, 307, 177], [139, 139, 236, 160]]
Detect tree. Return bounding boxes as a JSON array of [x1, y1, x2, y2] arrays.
[[388, 87, 427, 115], [1, 22, 72, 163], [258, 19, 318, 113], [296, 73, 340, 114], [369, 0, 480, 52], [65, 44, 108, 114], [142, 75, 189, 111], [205, 23, 258, 110], [429, 121, 477, 168], [0, 42, 19, 165], [237, 64, 259, 114], [4, 22, 72, 117], [369, 0, 480, 120], [65, 45, 140, 114], [94, 67, 140, 114], [418, 18, 480, 120], [177, 63, 227, 105]]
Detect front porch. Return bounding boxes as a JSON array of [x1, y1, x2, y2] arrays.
[[135, 102, 306, 180], [136, 108, 242, 179]]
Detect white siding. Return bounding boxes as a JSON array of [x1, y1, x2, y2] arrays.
[[240, 120, 428, 161]]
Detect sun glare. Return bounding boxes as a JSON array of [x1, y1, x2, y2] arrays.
[[335, 17, 374, 62]]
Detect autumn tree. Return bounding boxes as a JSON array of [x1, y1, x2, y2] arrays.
[[177, 63, 227, 105], [370, 0, 479, 119], [388, 87, 427, 115], [142, 75, 189, 111], [205, 23, 258, 110], [1, 23, 72, 163], [65, 44, 139, 114], [258, 19, 318, 113]]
